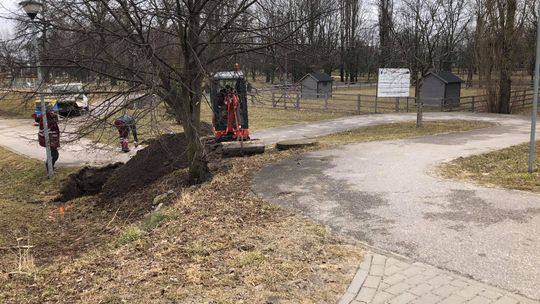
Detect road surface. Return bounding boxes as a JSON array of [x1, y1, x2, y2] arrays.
[[254, 113, 540, 300]]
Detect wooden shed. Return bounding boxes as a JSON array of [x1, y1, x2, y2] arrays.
[[420, 71, 462, 107], [300, 72, 333, 99]]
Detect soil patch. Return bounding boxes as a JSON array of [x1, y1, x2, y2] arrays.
[[58, 122, 215, 203], [101, 123, 218, 202], [101, 134, 190, 200], [57, 163, 123, 202]]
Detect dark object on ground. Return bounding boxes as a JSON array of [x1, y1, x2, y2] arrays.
[[101, 133, 192, 200], [57, 163, 123, 202], [101, 123, 214, 201], [59, 124, 219, 203], [276, 139, 318, 150], [221, 140, 265, 157]]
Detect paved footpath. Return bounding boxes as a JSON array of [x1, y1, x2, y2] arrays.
[[0, 118, 137, 166], [253, 113, 540, 302], [340, 252, 536, 304]]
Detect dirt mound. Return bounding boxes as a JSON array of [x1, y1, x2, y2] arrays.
[[100, 133, 191, 200], [57, 163, 123, 202], [58, 123, 216, 203]]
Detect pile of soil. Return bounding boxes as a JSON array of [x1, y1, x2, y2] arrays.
[[57, 163, 123, 202], [100, 133, 191, 200], [58, 122, 217, 203]]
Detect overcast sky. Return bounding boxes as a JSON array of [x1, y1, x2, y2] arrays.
[[0, 0, 18, 36], [0, 0, 381, 39]]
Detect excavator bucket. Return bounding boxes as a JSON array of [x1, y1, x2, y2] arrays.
[[221, 140, 265, 158]]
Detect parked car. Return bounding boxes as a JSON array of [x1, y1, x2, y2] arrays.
[[48, 83, 89, 116]]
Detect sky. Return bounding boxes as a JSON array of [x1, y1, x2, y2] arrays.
[[0, 0, 18, 36]]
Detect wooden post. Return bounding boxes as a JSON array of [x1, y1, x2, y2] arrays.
[[324, 93, 329, 111], [471, 96, 475, 112], [356, 94, 361, 114], [271, 92, 276, 108], [406, 97, 409, 112], [417, 97, 423, 127], [375, 95, 378, 114], [296, 93, 300, 109]]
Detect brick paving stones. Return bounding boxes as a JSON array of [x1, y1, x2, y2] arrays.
[[339, 253, 537, 304]]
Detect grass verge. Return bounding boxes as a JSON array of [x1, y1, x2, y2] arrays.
[[317, 120, 496, 146], [438, 141, 540, 192]]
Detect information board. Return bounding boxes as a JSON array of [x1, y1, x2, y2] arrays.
[[377, 68, 411, 97]]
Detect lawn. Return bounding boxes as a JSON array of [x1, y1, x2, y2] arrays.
[[317, 120, 496, 147], [438, 142, 540, 193], [0, 147, 363, 304], [0, 91, 36, 119]]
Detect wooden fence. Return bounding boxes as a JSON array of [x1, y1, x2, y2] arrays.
[[248, 89, 535, 115]]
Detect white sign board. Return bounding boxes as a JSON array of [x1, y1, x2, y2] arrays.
[[377, 68, 411, 97]]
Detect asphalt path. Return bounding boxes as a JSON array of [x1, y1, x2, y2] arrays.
[[0, 118, 136, 166], [254, 113, 540, 300]]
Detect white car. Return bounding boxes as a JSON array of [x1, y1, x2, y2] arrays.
[[48, 83, 89, 116]]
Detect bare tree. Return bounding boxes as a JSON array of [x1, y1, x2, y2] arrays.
[[8, 0, 323, 182], [378, 0, 394, 67]]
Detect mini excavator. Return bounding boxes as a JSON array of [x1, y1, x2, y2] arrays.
[[210, 64, 265, 157]]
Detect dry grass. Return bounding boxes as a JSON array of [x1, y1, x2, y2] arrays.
[[0, 148, 363, 304], [200, 103, 349, 131], [317, 120, 496, 147], [0, 92, 36, 119], [438, 142, 540, 192]]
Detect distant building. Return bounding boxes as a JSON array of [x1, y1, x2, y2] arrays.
[[300, 72, 333, 99], [420, 71, 462, 107]]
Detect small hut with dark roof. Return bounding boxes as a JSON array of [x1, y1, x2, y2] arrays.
[[300, 72, 333, 99], [420, 71, 463, 107]]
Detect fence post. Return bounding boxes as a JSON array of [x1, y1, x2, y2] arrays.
[[417, 98, 423, 127], [284, 92, 287, 109], [356, 94, 361, 114], [395, 97, 399, 112], [406, 97, 409, 112], [296, 93, 300, 109], [271, 92, 276, 108], [471, 96, 475, 112], [324, 93, 329, 111], [375, 95, 378, 114]]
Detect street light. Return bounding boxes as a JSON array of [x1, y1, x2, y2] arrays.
[[19, 0, 54, 177], [19, 0, 42, 20], [529, 1, 540, 173]]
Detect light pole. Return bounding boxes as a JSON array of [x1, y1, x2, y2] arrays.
[[19, 0, 53, 177], [529, 1, 540, 173]]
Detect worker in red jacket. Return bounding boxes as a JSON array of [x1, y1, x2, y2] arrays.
[[114, 114, 138, 152], [38, 108, 60, 173]]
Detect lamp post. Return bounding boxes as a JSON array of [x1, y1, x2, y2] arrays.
[[19, 0, 53, 177], [529, 2, 540, 173]]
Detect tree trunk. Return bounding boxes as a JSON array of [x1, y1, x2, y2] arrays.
[[178, 5, 211, 183]]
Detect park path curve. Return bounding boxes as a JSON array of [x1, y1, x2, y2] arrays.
[[0, 112, 491, 167], [0, 118, 134, 166], [253, 113, 540, 301]]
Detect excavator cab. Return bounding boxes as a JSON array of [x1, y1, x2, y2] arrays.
[[209, 64, 264, 157], [210, 68, 249, 141]]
